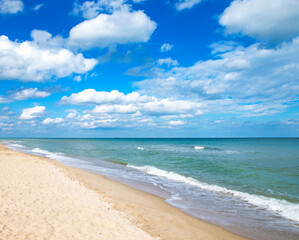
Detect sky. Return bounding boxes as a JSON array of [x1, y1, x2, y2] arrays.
[[0, 0, 298, 138]]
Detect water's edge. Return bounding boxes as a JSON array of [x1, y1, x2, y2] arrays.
[[2, 139, 299, 240]]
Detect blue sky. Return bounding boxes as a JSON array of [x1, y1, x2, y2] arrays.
[[0, 0, 298, 137]]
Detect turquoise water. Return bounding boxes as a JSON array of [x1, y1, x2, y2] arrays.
[[3, 138, 299, 240]]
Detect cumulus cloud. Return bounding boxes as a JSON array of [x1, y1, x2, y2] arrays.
[[66, 112, 76, 119], [68, 6, 157, 49], [61, 89, 203, 119], [93, 104, 139, 114], [133, 38, 299, 116], [169, 120, 185, 126], [32, 93, 201, 129], [42, 117, 64, 125], [160, 43, 173, 52], [20, 106, 45, 120], [9, 88, 50, 100], [175, 0, 201, 11], [0, 33, 97, 82], [57, 89, 203, 129], [219, 0, 299, 43], [0, 0, 23, 14], [61, 89, 154, 104], [72, 0, 125, 19]]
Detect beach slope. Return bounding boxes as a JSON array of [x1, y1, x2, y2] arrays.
[[0, 144, 248, 240]]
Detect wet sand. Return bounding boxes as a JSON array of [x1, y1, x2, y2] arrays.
[[0, 143, 249, 240]]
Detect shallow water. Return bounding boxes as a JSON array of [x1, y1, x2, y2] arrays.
[[3, 138, 299, 240]]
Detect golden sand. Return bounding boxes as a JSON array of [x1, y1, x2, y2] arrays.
[[0, 144, 248, 240]]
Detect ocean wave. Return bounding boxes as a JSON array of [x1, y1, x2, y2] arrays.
[[31, 148, 55, 155], [6, 143, 25, 149], [137, 147, 145, 150], [128, 165, 299, 222], [194, 146, 205, 150], [5, 143, 87, 166]]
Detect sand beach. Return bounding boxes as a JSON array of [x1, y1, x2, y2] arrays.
[[0, 143, 248, 240]]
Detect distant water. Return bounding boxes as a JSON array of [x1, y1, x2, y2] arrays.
[[3, 138, 299, 240]]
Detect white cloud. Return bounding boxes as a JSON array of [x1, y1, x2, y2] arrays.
[[74, 76, 82, 82], [157, 58, 178, 67], [0, 0, 23, 14], [219, 0, 299, 43], [10, 88, 50, 100], [30, 30, 64, 48], [33, 3, 43, 11], [68, 6, 157, 49], [142, 99, 202, 116], [93, 104, 139, 114], [209, 41, 239, 55], [42, 117, 64, 125], [160, 43, 173, 52], [72, 1, 102, 19], [42, 90, 203, 129], [61, 89, 154, 104], [134, 38, 299, 116], [0, 33, 97, 82], [175, 0, 201, 11], [20, 106, 45, 120], [72, 0, 125, 19], [0, 95, 10, 103], [66, 112, 76, 119], [169, 120, 185, 126], [61, 89, 203, 118]]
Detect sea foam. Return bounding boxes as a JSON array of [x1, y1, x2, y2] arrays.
[[194, 146, 205, 150], [5, 143, 87, 167], [128, 165, 299, 222]]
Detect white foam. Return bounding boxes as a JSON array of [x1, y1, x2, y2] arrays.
[[8, 143, 25, 148], [31, 148, 53, 155], [5, 143, 87, 166], [128, 165, 299, 222], [194, 146, 205, 150], [137, 147, 145, 150]]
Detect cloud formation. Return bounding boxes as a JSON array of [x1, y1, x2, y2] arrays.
[[33, 3, 43, 11], [134, 38, 299, 116], [0, 33, 97, 82], [175, 0, 201, 11], [69, 6, 157, 49], [42, 117, 64, 125], [72, 0, 125, 19], [0, 0, 23, 14], [219, 0, 299, 43], [161, 43, 173, 52], [20, 106, 46, 120], [58, 89, 203, 129], [61, 89, 154, 105], [9, 88, 51, 100]]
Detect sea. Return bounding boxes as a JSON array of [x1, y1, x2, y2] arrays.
[[2, 138, 299, 240]]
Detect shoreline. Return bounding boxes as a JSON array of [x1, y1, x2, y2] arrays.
[[0, 143, 249, 240]]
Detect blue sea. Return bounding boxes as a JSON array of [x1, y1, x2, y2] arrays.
[[3, 138, 299, 240]]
